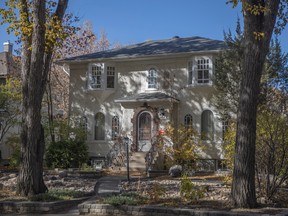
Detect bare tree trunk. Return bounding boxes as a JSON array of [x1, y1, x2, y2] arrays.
[[17, 0, 47, 196], [231, 0, 280, 208], [17, 0, 69, 196]]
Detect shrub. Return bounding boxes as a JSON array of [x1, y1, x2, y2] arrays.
[[180, 175, 205, 202], [6, 134, 21, 168], [45, 140, 88, 168], [145, 182, 165, 202], [102, 193, 145, 206], [29, 189, 85, 201], [224, 109, 288, 200], [164, 124, 202, 171]]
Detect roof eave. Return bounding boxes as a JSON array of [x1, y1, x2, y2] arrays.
[[114, 98, 179, 103]]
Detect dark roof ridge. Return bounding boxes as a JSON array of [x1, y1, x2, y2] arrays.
[[61, 36, 225, 62]]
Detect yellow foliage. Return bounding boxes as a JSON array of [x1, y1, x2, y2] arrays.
[[164, 123, 201, 168]]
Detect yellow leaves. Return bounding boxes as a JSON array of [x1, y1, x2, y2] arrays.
[[253, 31, 265, 40], [242, 1, 269, 16]]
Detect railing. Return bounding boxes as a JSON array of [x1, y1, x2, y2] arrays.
[[145, 135, 162, 171], [106, 136, 127, 168]]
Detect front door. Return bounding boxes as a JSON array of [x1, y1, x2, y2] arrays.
[[137, 111, 152, 152]]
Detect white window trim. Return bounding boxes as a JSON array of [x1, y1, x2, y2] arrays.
[[146, 67, 158, 90], [87, 63, 116, 90], [187, 56, 213, 86]]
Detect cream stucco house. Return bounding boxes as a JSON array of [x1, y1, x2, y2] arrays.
[[61, 36, 227, 171]]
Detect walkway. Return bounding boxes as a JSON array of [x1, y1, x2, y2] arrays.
[[2, 176, 127, 216]]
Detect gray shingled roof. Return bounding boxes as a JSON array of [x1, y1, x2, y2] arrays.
[[115, 92, 179, 103], [62, 36, 225, 62]]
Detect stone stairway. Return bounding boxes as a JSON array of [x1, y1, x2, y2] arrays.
[[127, 152, 147, 172], [110, 152, 147, 173]]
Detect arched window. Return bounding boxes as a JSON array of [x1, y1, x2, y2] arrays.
[[112, 116, 119, 140], [184, 114, 193, 129], [95, 112, 105, 140], [148, 68, 157, 89], [201, 110, 214, 140], [138, 112, 152, 140], [81, 116, 88, 139]]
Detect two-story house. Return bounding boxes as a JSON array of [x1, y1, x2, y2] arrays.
[[60, 36, 227, 172]]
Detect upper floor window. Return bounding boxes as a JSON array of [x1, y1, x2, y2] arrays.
[[197, 58, 210, 84], [91, 64, 103, 89], [184, 114, 193, 129], [88, 63, 116, 90], [111, 116, 119, 140], [187, 56, 212, 85], [201, 110, 214, 141], [107, 66, 115, 88], [95, 112, 105, 140], [148, 68, 157, 89], [188, 61, 193, 85]]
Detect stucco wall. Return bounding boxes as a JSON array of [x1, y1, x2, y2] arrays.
[[69, 53, 224, 159]]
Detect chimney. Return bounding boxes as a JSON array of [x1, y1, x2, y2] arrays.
[[3, 41, 13, 55]]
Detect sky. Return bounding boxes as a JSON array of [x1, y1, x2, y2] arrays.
[[1, 0, 288, 54]]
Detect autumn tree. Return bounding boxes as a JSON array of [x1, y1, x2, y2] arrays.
[[0, 0, 70, 196], [45, 21, 114, 143], [228, 0, 286, 208]]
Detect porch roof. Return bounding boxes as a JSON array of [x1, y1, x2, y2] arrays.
[[114, 92, 179, 103]]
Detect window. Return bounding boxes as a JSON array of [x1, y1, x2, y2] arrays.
[[148, 68, 157, 89], [81, 116, 88, 139], [201, 110, 214, 140], [111, 116, 119, 140], [138, 112, 152, 140], [95, 112, 105, 140], [91, 65, 103, 89], [163, 71, 170, 89], [197, 58, 210, 84], [88, 64, 116, 90], [184, 114, 193, 129], [188, 61, 193, 85], [107, 66, 115, 88]]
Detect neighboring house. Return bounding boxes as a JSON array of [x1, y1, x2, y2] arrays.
[[0, 41, 20, 160], [60, 36, 227, 171]]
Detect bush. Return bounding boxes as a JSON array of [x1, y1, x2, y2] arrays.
[[145, 182, 165, 202], [180, 175, 205, 202], [45, 140, 88, 168], [102, 193, 145, 206], [6, 134, 21, 168], [224, 109, 288, 200]]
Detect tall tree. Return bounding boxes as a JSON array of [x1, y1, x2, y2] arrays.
[[229, 0, 282, 208], [0, 0, 69, 196]]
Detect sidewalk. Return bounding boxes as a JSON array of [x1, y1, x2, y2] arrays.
[[94, 175, 126, 196]]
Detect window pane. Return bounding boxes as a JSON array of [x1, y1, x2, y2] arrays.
[[148, 68, 157, 88], [91, 65, 102, 89], [197, 58, 210, 84], [201, 110, 214, 140], [139, 113, 151, 140], [107, 66, 115, 88], [95, 112, 105, 140]]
